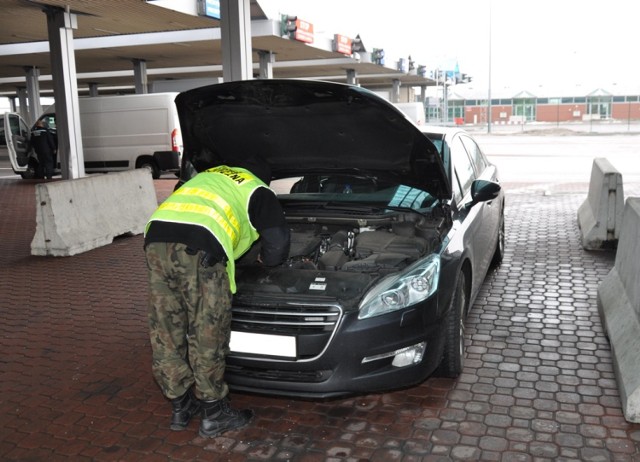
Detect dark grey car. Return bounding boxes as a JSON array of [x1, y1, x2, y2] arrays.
[[175, 79, 505, 398]]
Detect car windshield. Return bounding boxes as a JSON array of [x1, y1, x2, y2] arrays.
[[270, 175, 437, 212], [422, 132, 451, 183], [424, 134, 444, 155]]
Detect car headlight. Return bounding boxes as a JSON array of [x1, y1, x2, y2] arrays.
[[358, 254, 440, 319]]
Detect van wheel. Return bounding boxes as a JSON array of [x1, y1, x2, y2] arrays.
[[138, 159, 160, 179], [20, 168, 36, 179]]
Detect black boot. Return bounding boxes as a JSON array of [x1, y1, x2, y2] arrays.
[[199, 397, 254, 438], [170, 389, 200, 431]]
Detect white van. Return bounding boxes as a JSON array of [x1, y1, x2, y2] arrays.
[[4, 92, 183, 179], [2, 112, 34, 177], [393, 102, 426, 126]]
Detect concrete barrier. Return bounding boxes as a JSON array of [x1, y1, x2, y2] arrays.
[[597, 197, 640, 423], [577, 158, 624, 250], [31, 169, 159, 256]]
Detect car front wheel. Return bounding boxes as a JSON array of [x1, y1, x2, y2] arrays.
[[491, 211, 505, 267], [438, 271, 467, 378]]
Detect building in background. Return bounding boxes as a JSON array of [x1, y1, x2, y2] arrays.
[[423, 84, 640, 126]]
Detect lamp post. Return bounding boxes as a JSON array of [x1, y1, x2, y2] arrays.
[[487, 0, 492, 133], [443, 82, 449, 125], [435, 68, 441, 123]]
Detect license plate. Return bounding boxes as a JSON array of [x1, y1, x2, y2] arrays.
[[230, 331, 297, 358]]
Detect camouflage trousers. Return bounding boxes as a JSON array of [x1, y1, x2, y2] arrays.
[[145, 242, 232, 401]]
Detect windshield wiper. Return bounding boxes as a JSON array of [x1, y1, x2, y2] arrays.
[[377, 205, 430, 218], [283, 200, 431, 218]]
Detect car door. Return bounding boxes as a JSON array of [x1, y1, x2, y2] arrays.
[[448, 134, 492, 297], [459, 134, 501, 274], [3, 112, 31, 175]]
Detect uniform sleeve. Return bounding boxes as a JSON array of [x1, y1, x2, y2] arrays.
[[248, 187, 290, 265], [258, 227, 290, 266], [248, 187, 287, 229]]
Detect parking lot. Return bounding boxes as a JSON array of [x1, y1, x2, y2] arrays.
[[1, 130, 640, 461]]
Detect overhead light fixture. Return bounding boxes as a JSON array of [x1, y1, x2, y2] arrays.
[[13, 34, 39, 40], [93, 28, 120, 34]]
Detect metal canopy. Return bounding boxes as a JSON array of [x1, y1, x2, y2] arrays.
[[0, 0, 435, 96]]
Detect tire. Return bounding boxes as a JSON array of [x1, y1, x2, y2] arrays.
[[490, 210, 505, 268], [438, 271, 467, 378], [20, 168, 36, 179], [138, 159, 160, 179]]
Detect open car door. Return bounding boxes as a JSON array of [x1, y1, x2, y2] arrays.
[[3, 112, 33, 178]]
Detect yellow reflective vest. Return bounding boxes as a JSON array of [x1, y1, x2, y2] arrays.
[[145, 165, 268, 293]]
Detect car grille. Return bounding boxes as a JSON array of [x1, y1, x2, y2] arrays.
[[231, 302, 342, 360], [232, 303, 341, 334], [225, 364, 331, 383]]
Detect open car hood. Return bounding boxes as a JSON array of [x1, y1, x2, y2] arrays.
[[175, 79, 451, 198]]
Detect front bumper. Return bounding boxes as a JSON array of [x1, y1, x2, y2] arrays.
[[225, 296, 446, 398]]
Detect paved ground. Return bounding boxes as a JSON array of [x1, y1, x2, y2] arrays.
[[1, 177, 640, 461]]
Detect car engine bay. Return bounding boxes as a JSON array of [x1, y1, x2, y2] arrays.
[[285, 218, 441, 273], [234, 212, 447, 307]]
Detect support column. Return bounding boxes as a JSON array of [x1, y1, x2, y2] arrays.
[[88, 82, 99, 97], [257, 50, 274, 79], [443, 83, 449, 124], [391, 79, 401, 103], [25, 67, 43, 125], [17, 87, 29, 122], [418, 85, 426, 104], [220, 0, 252, 82], [133, 59, 148, 94], [45, 6, 84, 179], [346, 69, 357, 86]]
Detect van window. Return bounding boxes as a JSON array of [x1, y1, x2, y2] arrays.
[[9, 115, 30, 138], [39, 115, 57, 130]]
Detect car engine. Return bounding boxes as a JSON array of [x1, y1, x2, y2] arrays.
[[284, 219, 440, 274], [234, 213, 445, 307]]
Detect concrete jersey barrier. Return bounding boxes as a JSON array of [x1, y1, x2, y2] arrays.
[[597, 197, 640, 423], [31, 169, 159, 256], [577, 157, 624, 250]]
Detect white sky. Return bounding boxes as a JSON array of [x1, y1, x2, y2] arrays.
[[259, 0, 640, 95]]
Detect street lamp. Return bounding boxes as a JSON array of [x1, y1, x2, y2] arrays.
[[487, 0, 493, 133]]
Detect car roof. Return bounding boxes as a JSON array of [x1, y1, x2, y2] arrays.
[[420, 125, 469, 139]]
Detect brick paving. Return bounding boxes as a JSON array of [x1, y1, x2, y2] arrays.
[[1, 178, 639, 461]]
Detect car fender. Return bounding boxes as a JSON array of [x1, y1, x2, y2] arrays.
[[437, 238, 472, 320]]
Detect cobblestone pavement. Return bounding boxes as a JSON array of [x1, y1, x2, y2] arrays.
[[1, 178, 639, 461]]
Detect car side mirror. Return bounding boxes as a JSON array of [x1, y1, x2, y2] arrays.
[[465, 179, 501, 209]]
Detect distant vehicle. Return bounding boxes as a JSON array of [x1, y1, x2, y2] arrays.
[[394, 102, 426, 126], [2, 112, 35, 176], [4, 93, 183, 179], [175, 79, 505, 398]]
